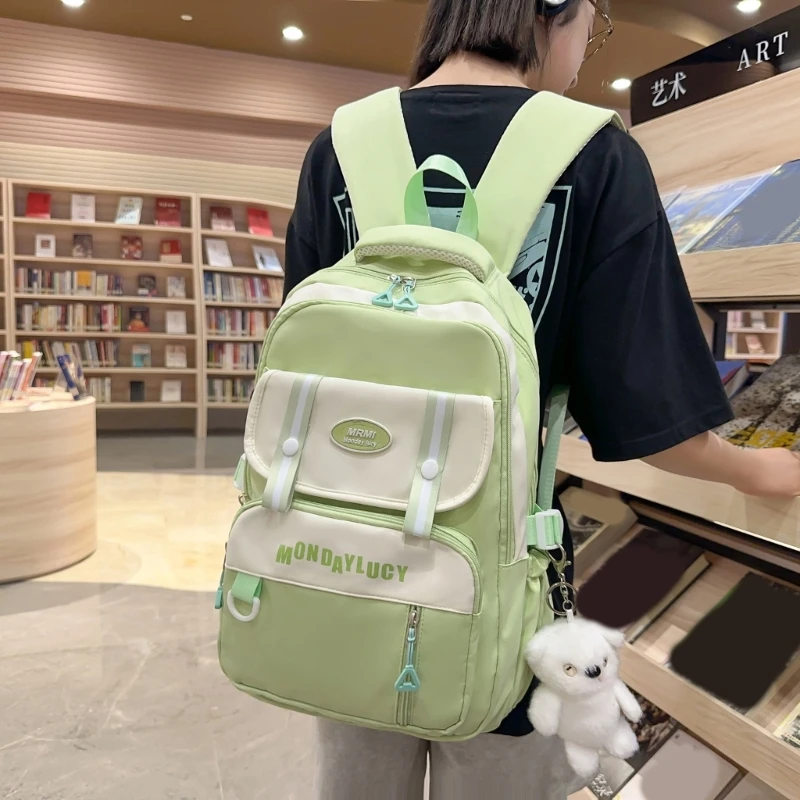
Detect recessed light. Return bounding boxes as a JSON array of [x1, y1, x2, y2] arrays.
[[736, 0, 762, 13], [611, 78, 632, 91], [61, 0, 86, 8], [282, 26, 304, 42], [181, 14, 193, 22]]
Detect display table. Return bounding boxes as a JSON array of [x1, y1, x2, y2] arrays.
[[0, 395, 97, 582]]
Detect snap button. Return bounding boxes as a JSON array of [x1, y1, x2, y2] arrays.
[[282, 437, 299, 457], [421, 459, 439, 481]]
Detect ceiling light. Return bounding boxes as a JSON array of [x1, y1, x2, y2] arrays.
[[736, 0, 762, 13], [282, 26, 304, 42], [181, 14, 193, 22], [611, 78, 632, 91], [61, 0, 86, 8]]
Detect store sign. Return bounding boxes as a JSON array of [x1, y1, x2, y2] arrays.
[[631, 6, 800, 125]]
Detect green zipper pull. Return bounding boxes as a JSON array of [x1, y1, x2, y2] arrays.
[[395, 607, 421, 692], [372, 274, 402, 308], [233, 454, 247, 492], [394, 278, 418, 312]]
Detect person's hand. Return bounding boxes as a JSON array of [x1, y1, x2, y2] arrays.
[[733, 448, 800, 498]]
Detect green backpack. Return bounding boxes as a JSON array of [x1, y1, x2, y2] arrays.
[[217, 88, 622, 740]]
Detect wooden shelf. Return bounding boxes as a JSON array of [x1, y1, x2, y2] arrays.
[[96, 402, 199, 410], [205, 334, 264, 342], [557, 435, 800, 551], [726, 352, 779, 361], [14, 217, 192, 235], [206, 368, 257, 375], [37, 367, 197, 375], [202, 299, 280, 309], [13, 255, 195, 271], [202, 264, 275, 276], [14, 293, 195, 306], [728, 327, 781, 334], [200, 228, 285, 246], [207, 401, 249, 409], [16, 330, 196, 340]]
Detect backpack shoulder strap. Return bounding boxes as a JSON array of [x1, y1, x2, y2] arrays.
[[331, 87, 417, 236], [475, 92, 625, 276]]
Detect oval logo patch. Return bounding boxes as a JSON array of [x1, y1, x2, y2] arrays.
[[331, 419, 392, 454]]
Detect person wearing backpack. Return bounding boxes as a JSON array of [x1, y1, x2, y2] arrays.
[[215, 1, 800, 798]]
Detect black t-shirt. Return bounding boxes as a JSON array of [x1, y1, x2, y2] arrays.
[[283, 85, 733, 734]]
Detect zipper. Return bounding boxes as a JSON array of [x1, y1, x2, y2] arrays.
[[396, 605, 421, 725], [371, 274, 401, 308]]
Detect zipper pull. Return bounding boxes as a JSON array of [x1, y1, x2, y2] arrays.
[[233, 453, 247, 492], [395, 608, 421, 692], [394, 278, 418, 312], [215, 545, 228, 610], [372, 275, 402, 308]]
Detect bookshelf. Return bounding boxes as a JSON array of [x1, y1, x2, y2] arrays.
[[1, 179, 7, 354]]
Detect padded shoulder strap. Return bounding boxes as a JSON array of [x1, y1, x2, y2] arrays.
[[475, 92, 625, 276], [331, 87, 418, 236]]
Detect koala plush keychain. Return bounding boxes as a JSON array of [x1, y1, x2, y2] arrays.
[[524, 563, 643, 778]]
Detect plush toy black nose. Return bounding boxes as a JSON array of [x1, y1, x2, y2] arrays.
[[585, 665, 602, 679]]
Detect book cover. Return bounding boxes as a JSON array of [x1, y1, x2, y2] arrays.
[[127, 306, 150, 333], [76, 271, 93, 294], [659, 188, 684, 212], [726, 774, 790, 799], [155, 197, 182, 227], [165, 345, 188, 369], [35, 234, 56, 258], [137, 275, 157, 297], [26, 191, 52, 219], [715, 354, 800, 451], [71, 193, 96, 223], [692, 160, 800, 251], [210, 205, 236, 232], [121, 236, 144, 260], [165, 310, 187, 335], [589, 692, 678, 798], [131, 344, 152, 368], [160, 379, 182, 403], [160, 239, 183, 263], [116, 196, 143, 225], [666, 169, 776, 254], [715, 361, 750, 399], [744, 334, 767, 356], [559, 487, 637, 554], [72, 234, 93, 259], [166, 276, 187, 299], [670, 572, 800, 710], [1, 361, 23, 402], [205, 238, 233, 268], [578, 528, 708, 632], [55, 354, 81, 400], [615, 730, 738, 800], [775, 701, 800, 749], [129, 380, 146, 403], [253, 245, 283, 273], [247, 207, 273, 237]]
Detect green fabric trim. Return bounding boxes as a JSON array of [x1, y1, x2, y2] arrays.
[[474, 93, 624, 275], [231, 572, 263, 604], [537, 386, 569, 512]]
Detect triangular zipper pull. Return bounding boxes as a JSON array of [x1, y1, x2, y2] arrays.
[[372, 275, 401, 308], [394, 278, 418, 312]]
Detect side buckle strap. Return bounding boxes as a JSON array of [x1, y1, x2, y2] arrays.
[[526, 505, 564, 551], [403, 391, 455, 538], [226, 572, 263, 623], [262, 374, 322, 512]]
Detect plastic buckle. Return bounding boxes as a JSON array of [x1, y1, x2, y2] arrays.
[[527, 508, 564, 551]]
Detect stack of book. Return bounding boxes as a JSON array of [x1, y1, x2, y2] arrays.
[[0, 350, 42, 402], [17, 302, 122, 333], [20, 339, 119, 368], [206, 308, 271, 338], [15, 268, 124, 296], [207, 377, 255, 404], [203, 272, 281, 303], [206, 341, 262, 371]]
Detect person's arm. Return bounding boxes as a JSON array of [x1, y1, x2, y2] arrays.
[[644, 432, 800, 498]]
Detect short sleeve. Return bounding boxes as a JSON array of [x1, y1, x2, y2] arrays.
[[566, 136, 733, 462]]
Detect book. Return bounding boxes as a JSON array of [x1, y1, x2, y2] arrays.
[[127, 306, 150, 333], [715, 354, 800, 450], [715, 361, 750, 399], [129, 380, 146, 403], [749, 310, 768, 330], [253, 245, 283, 273], [615, 730, 738, 799], [588, 692, 678, 798], [578, 527, 709, 635], [121, 236, 143, 260], [137, 275, 157, 297], [26, 191, 51, 219], [155, 197, 182, 227], [72, 234, 93, 259], [165, 310, 187, 335], [666, 169, 776, 254], [131, 344, 152, 368], [35, 234, 56, 258], [670, 572, 800, 710], [1, 360, 23, 402], [160, 239, 183, 264], [116, 196, 143, 225], [744, 334, 767, 356], [165, 345, 187, 369], [205, 238, 233, 268], [71, 194, 96, 223], [167, 276, 187, 299], [692, 160, 800, 251], [726, 774, 790, 799], [247, 207, 273, 236], [56, 354, 82, 400], [775, 701, 800, 749], [160, 379, 182, 403], [659, 188, 683, 212], [210, 205, 236, 232]]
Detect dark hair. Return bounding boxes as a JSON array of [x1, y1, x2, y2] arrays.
[[410, 0, 586, 84]]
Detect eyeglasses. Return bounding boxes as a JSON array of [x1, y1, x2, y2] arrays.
[[585, 0, 614, 62]]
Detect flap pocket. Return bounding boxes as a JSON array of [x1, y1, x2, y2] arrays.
[[244, 370, 494, 513]]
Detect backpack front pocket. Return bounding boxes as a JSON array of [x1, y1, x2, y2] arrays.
[[218, 500, 481, 734]]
